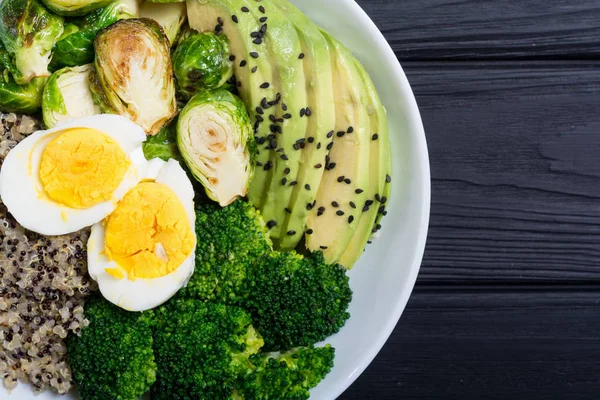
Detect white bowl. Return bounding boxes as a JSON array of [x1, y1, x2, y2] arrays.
[[1, 0, 430, 399]]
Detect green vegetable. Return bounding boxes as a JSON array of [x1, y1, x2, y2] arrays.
[[0, 0, 64, 85], [93, 18, 177, 135], [245, 250, 352, 351], [50, 1, 137, 70], [177, 89, 254, 206], [67, 296, 157, 400], [42, 64, 100, 128], [238, 346, 335, 400], [41, 0, 113, 17], [172, 32, 233, 99], [139, 0, 187, 46], [151, 299, 264, 400], [142, 117, 181, 161], [0, 43, 45, 113], [182, 200, 272, 302]]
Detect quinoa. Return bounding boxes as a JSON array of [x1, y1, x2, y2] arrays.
[[0, 113, 97, 394]]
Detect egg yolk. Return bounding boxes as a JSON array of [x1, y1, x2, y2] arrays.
[[39, 127, 130, 209], [104, 182, 194, 280]]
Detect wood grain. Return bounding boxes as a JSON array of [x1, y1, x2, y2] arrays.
[[400, 61, 600, 282], [357, 0, 600, 60], [342, 286, 600, 400]]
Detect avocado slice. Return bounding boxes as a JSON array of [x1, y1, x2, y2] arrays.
[[304, 32, 371, 264], [246, 1, 308, 241], [270, 0, 336, 250], [338, 58, 391, 268], [187, 0, 278, 207]]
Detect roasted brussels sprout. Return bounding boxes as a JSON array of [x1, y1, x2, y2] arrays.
[[0, 0, 64, 85], [0, 70, 45, 114], [93, 18, 177, 135], [40, 0, 113, 16], [143, 117, 182, 162], [177, 89, 254, 207], [42, 64, 101, 128], [140, 1, 187, 46], [172, 32, 233, 100], [50, 1, 137, 70]]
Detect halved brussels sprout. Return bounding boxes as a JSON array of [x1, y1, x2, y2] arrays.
[[40, 0, 113, 16], [0, 0, 64, 85], [140, 1, 187, 46], [177, 89, 254, 207], [93, 18, 177, 135], [51, 1, 138, 70], [172, 32, 233, 100], [42, 64, 101, 128]]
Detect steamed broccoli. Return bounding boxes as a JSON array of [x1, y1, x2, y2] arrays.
[[182, 200, 272, 302], [67, 296, 156, 400], [151, 298, 264, 400], [237, 345, 335, 400], [245, 250, 352, 351]]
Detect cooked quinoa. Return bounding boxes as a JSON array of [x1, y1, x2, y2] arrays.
[[0, 113, 97, 394]]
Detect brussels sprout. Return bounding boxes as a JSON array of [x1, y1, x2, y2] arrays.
[[140, 1, 187, 46], [42, 64, 101, 128], [172, 32, 233, 100], [0, 72, 46, 114], [177, 89, 254, 207], [50, 1, 137, 70], [93, 18, 177, 135], [0, 0, 64, 85], [40, 0, 113, 16], [143, 117, 182, 162]]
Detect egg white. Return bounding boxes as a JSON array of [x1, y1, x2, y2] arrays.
[[0, 115, 149, 236], [87, 159, 197, 312]]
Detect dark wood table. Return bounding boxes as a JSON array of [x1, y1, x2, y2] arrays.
[[343, 1, 600, 399]]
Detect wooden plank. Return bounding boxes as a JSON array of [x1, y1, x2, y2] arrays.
[[342, 286, 600, 399], [356, 0, 600, 60], [400, 61, 600, 282]]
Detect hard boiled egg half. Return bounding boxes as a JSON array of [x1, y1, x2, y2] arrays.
[[87, 159, 197, 311], [0, 115, 148, 235]]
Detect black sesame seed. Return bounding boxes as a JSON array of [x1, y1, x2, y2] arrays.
[[306, 229, 314, 235], [215, 24, 223, 33], [237, 81, 242, 87], [347, 126, 354, 133], [269, 114, 277, 122], [350, 201, 356, 209], [305, 107, 312, 116], [307, 137, 314, 143], [281, 154, 289, 160], [285, 207, 292, 214], [260, 82, 270, 88], [362, 205, 369, 212], [305, 184, 311, 190], [267, 220, 276, 228], [317, 209, 324, 216], [256, 107, 264, 114], [232, 15, 239, 23], [366, 200, 374, 206], [386, 174, 391, 183], [283, 113, 292, 119], [290, 180, 298, 186], [300, 108, 306, 117], [260, 16, 268, 22], [331, 201, 339, 207], [259, 5, 265, 12], [383, 211, 388, 216], [252, 66, 258, 73], [250, 52, 259, 58], [378, 206, 385, 213], [327, 142, 334, 150], [256, 115, 264, 123], [256, 161, 264, 166], [314, 163, 322, 169], [318, 206, 325, 213], [253, 38, 263, 44], [251, 31, 260, 38], [344, 178, 351, 184], [355, 188, 364, 194], [348, 215, 355, 223], [293, 143, 300, 150], [320, 245, 328, 249], [336, 210, 345, 216], [287, 230, 296, 236], [241, 6, 249, 12], [218, 16, 224, 25], [337, 131, 345, 137], [307, 203, 313, 210], [240, 60, 247, 67], [284, 167, 290, 174], [317, 142, 322, 149], [372, 133, 379, 140], [381, 196, 388, 204], [281, 178, 287, 185], [375, 194, 382, 202], [276, 148, 284, 152], [377, 224, 382, 230], [328, 162, 337, 170], [264, 161, 273, 170], [282, 103, 288, 111], [260, 24, 267, 34], [337, 176, 344, 183]]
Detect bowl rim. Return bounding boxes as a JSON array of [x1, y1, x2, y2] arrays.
[[324, 1, 431, 398]]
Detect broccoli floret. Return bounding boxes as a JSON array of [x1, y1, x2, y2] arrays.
[[151, 298, 264, 400], [245, 251, 352, 351], [182, 200, 272, 302], [67, 296, 156, 400], [237, 345, 335, 400]]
